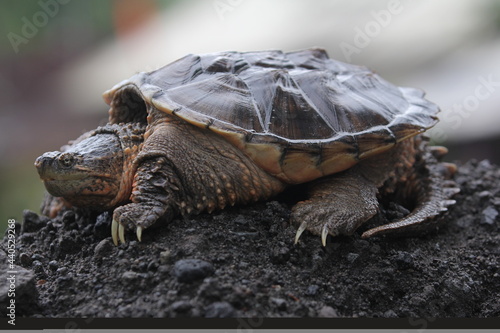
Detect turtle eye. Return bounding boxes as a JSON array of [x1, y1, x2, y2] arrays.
[[58, 153, 75, 168]]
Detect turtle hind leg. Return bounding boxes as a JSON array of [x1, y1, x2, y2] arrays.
[[291, 168, 380, 246], [360, 144, 460, 239]]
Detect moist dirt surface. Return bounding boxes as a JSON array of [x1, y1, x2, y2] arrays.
[[1, 159, 499, 318]]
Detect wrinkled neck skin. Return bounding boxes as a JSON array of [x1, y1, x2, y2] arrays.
[[35, 123, 145, 211], [103, 123, 145, 208]]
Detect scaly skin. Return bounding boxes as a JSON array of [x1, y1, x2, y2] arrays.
[[111, 116, 286, 244], [292, 135, 459, 245], [35, 123, 144, 212], [36, 115, 458, 246]]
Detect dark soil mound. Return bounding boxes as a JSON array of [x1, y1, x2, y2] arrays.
[[1, 160, 499, 319]]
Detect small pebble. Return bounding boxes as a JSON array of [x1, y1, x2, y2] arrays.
[[347, 253, 359, 263], [62, 210, 76, 224], [172, 259, 214, 283], [57, 267, 68, 275], [32, 261, 47, 279], [477, 191, 491, 199], [160, 250, 172, 264], [122, 271, 139, 283], [48, 260, 59, 272], [481, 206, 498, 225], [394, 251, 413, 270], [270, 297, 287, 311], [94, 211, 112, 239], [384, 310, 397, 318], [204, 302, 235, 318], [147, 261, 159, 272], [19, 253, 32, 267], [305, 285, 319, 296], [171, 300, 192, 313], [31, 253, 44, 262], [318, 306, 339, 318], [22, 210, 46, 233], [94, 239, 115, 258]]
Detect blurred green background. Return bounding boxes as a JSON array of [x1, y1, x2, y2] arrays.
[[1, 0, 500, 233], [1, 1, 110, 230]]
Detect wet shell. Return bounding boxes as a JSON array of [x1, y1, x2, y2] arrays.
[[104, 48, 439, 183]]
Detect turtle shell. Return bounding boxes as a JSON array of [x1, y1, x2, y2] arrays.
[[103, 48, 439, 183]]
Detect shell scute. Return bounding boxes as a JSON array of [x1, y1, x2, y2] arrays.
[[104, 48, 440, 183]]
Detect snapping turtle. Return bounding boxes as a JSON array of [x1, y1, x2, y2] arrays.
[[35, 48, 459, 246]]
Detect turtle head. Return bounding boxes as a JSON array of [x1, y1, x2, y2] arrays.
[[35, 124, 144, 211]]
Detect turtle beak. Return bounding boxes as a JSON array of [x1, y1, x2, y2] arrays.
[[35, 151, 60, 179]]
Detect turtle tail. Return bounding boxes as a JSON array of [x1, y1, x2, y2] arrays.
[[361, 139, 460, 238]]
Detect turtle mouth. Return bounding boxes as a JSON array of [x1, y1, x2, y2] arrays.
[[35, 128, 135, 209], [35, 152, 87, 181]]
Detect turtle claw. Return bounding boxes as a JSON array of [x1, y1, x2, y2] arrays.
[[137, 226, 143, 242], [321, 225, 329, 247], [111, 218, 129, 245], [112, 218, 119, 246], [294, 222, 307, 244], [119, 224, 126, 244]]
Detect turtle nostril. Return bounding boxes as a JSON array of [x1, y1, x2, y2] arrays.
[[35, 152, 57, 169], [35, 151, 59, 176], [34, 156, 43, 169]]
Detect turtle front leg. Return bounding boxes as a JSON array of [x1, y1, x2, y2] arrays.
[[111, 156, 180, 245], [111, 119, 285, 245], [292, 168, 379, 246]]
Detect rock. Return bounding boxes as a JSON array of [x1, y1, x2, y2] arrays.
[[32, 261, 47, 279], [62, 210, 76, 224], [305, 284, 319, 296], [204, 301, 235, 318], [269, 297, 287, 311], [394, 251, 414, 270], [477, 190, 491, 200], [31, 253, 44, 262], [172, 259, 214, 283], [159, 250, 172, 264], [481, 206, 498, 225], [384, 309, 397, 317], [19, 253, 32, 267], [22, 210, 47, 233], [0, 251, 39, 315], [48, 260, 59, 272], [347, 253, 359, 263], [122, 271, 139, 284], [171, 300, 192, 313], [94, 211, 112, 239], [318, 306, 339, 317], [56, 267, 68, 275], [94, 239, 115, 258]]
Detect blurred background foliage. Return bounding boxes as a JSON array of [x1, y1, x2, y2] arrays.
[[1, 0, 499, 232]]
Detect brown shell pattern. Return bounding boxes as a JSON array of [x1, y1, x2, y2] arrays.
[[104, 48, 439, 183]]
